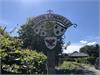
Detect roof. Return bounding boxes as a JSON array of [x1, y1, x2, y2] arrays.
[[69, 52, 89, 57]]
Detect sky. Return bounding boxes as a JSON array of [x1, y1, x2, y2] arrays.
[[0, 0, 100, 53]]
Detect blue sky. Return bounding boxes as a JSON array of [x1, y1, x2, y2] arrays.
[[0, 0, 100, 53]]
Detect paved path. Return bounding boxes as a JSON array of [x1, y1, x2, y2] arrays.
[[72, 63, 100, 75], [87, 66, 100, 75]]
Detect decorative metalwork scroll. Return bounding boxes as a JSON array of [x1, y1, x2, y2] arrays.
[[32, 12, 73, 49]]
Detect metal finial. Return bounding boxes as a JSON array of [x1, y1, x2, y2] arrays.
[[47, 10, 53, 14]]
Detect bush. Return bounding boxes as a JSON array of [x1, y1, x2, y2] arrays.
[[75, 58, 88, 64], [87, 57, 96, 65], [0, 35, 47, 74], [1, 49, 47, 74], [74, 57, 96, 65]]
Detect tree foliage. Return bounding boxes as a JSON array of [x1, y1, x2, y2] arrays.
[[79, 44, 99, 57], [0, 26, 47, 74], [0, 26, 9, 37]]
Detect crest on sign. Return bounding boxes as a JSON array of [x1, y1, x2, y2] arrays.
[[54, 23, 66, 36], [44, 37, 57, 49]]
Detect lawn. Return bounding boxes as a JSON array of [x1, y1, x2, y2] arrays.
[[55, 61, 92, 74]]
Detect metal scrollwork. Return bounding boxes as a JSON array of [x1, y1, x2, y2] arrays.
[[32, 12, 74, 49]]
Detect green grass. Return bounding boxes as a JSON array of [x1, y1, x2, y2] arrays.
[[57, 61, 80, 70], [56, 61, 84, 74]]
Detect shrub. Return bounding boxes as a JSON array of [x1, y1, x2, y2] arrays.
[[0, 35, 47, 74], [1, 49, 47, 74], [75, 58, 88, 64], [87, 57, 96, 65]]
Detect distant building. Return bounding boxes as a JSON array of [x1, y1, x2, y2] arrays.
[[61, 51, 89, 58], [69, 51, 89, 58], [58, 51, 89, 64]]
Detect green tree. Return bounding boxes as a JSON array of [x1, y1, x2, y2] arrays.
[[18, 17, 64, 65], [0, 26, 9, 37], [79, 44, 99, 57]]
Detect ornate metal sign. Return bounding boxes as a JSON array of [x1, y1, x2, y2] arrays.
[[32, 12, 73, 49]]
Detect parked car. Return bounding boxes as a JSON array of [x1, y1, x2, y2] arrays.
[[94, 57, 100, 70]]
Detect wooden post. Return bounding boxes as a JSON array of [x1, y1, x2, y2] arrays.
[[47, 50, 55, 74]]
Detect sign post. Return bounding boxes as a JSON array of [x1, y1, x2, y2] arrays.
[[47, 50, 55, 74], [32, 11, 74, 74]]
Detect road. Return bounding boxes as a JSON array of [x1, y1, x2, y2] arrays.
[[87, 66, 100, 75], [72, 63, 100, 75]]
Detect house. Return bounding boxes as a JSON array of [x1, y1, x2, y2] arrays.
[[58, 51, 89, 64], [69, 51, 89, 58]]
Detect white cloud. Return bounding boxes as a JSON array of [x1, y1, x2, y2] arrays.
[[80, 40, 87, 44], [63, 41, 97, 53], [80, 40, 97, 45], [87, 42, 96, 45], [63, 44, 82, 53]]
